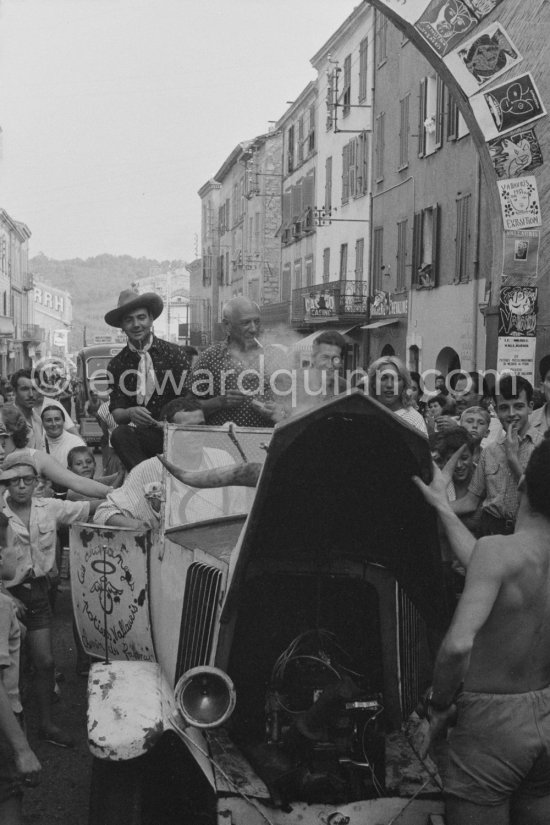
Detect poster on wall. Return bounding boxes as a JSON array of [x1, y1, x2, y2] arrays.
[[488, 128, 543, 179], [470, 73, 546, 140], [496, 175, 541, 230], [497, 337, 536, 385], [415, 0, 478, 56], [502, 230, 540, 281], [376, 0, 432, 24], [462, 0, 504, 20], [498, 286, 537, 337], [444, 24, 522, 96]]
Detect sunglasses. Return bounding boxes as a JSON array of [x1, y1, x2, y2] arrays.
[[6, 475, 36, 487]]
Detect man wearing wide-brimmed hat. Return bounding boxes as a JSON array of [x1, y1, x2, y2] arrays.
[[105, 288, 191, 470]]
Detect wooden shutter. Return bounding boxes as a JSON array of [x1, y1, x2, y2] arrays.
[[418, 78, 427, 157], [342, 144, 350, 203], [412, 211, 423, 286], [431, 204, 441, 287], [435, 77, 444, 149]]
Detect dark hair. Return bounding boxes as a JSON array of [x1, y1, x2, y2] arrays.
[[181, 345, 198, 357], [40, 405, 64, 421], [10, 368, 32, 392], [410, 372, 424, 396], [1, 405, 29, 448], [427, 393, 448, 409], [524, 440, 550, 519], [67, 445, 96, 469], [497, 374, 533, 404], [313, 330, 346, 352], [159, 393, 203, 422], [539, 354, 550, 383], [434, 427, 475, 462]]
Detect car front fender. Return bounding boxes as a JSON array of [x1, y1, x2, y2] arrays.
[[88, 660, 174, 761]]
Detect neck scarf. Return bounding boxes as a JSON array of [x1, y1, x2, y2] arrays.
[[128, 337, 156, 405]]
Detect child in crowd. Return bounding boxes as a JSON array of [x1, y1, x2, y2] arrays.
[[66, 446, 123, 500], [459, 405, 491, 463], [3, 451, 98, 747], [425, 393, 456, 434], [0, 511, 41, 824]]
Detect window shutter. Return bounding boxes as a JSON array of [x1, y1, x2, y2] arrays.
[[447, 90, 458, 141], [302, 173, 315, 211], [431, 204, 441, 286], [325, 156, 332, 210], [291, 182, 303, 220], [418, 78, 427, 157], [412, 211, 423, 285], [342, 144, 350, 203], [282, 192, 292, 225], [435, 77, 444, 149], [349, 138, 357, 198]]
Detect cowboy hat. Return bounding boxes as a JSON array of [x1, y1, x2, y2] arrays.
[[104, 288, 164, 328]]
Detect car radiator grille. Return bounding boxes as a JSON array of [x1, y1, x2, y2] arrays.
[[175, 562, 223, 682]]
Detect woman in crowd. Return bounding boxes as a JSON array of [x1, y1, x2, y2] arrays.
[[41, 406, 86, 471], [364, 356, 428, 435]]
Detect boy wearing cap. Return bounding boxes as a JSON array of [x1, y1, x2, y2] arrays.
[[1, 452, 99, 748], [105, 288, 191, 471]]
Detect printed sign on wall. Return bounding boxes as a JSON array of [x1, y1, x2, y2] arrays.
[[498, 286, 537, 337], [471, 73, 546, 140], [497, 176, 541, 230], [445, 24, 522, 96], [502, 230, 540, 281], [497, 337, 536, 385], [462, 0, 504, 20], [416, 0, 478, 56], [488, 128, 543, 179]]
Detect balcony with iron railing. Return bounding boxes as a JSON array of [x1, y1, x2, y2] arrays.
[[291, 280, 369, 328]]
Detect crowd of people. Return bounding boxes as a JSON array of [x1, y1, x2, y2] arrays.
[[1, 285, 550, 823]]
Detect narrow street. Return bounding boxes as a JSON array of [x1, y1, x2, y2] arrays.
[[22, 580, 92, 824]]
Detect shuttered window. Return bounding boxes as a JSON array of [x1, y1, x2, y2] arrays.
[[399, 94, 410, 169], [375, 112, 385, 181], [323, 248, 330, 282], [340, 244, 348, 279], [305, 255, 314, 286], [281, 263, 291, 301], [412, 206, 440, 288], [325, 156, 332, 210], [348, 138, 356, 200], [435, 77, 444, 148], [355, 238, 365, 278], [294, 258, 303, 290], [302, 173, 315, 211], [298, 117, 304, 165], [342, 144, 350, 204], [397, 219, 408, 290], [447, 89, 459, 141], [359, 37, 368, 102], [418, 78, 427, 157], [287, 126, 294, 174], [455, 194, 471, 283], [372, 227, 384, 292], [343, 54, 351, 117], [376, 12, 387, 63]]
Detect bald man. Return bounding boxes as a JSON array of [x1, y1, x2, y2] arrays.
[[185, 297, 286, 427]]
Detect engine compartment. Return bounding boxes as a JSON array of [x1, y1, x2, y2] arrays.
[[226, 572, 389, 807]]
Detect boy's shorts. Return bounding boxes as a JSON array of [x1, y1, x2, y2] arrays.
[[0, 713, 25, 803], [9, 577, 52, 632], [442, 686, 550, 806]]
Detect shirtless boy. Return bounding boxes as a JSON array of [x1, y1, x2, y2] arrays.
[[414, 438, 550, 824]]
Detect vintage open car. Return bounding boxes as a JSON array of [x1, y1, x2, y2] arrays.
[[71, 391, 453, 825]]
